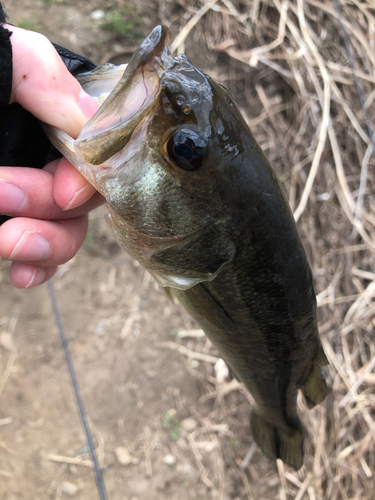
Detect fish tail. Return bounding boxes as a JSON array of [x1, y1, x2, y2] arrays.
[[301, 346, 328, 409], [250, 407, 304, 470]]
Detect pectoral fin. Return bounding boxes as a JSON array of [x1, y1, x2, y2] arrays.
[[163, 286, 175, 302]]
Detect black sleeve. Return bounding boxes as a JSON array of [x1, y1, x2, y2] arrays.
[[0, 4, 12, 105], [0, 3, 96, 225]]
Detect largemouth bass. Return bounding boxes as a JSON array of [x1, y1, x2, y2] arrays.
[[44, 26, 328, 470]]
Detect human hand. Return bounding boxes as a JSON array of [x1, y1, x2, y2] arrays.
[[0, 25, 102, 288]]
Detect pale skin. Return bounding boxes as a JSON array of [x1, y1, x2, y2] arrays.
[[0, 25, 103, 288]]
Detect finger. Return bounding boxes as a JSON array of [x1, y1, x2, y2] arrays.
[[7, 25, 99, 138], [53, 157, 97, 210], [43, 159, 105, 215], [0, 164, 59, 218], [0, 164, 105, 219], [9, 263, 57, 289], [0, 215, 88, 266], [57, 191, 105, 219]]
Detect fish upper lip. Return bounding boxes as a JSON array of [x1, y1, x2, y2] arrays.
[[74, 26, 172, 166], [126, 25, 171, 73]]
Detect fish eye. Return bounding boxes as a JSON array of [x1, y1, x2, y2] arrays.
[[167, 132, 207, 171]]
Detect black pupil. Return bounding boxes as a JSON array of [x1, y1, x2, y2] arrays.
[[174, 139, 194, 162], [168, 134, 205, 170]]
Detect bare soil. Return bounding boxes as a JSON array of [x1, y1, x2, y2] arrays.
[[2, 208, 271, 500]]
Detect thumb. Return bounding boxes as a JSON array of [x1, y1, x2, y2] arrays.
[[8, 25, 99, 139]]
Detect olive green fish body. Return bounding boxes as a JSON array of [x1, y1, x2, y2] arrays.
[[43, 26, 327, 470], [170, 124, 327, 467]]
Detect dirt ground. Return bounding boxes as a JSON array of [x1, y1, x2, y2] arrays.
[[0, 2, 283, 499], [1, 1, 375, 500], [2, 206, 275, 500]]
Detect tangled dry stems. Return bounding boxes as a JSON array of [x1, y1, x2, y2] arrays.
[[168, 1, 375, 498]]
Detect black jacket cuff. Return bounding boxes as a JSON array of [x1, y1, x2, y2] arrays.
[[0, 4, 12, 106]]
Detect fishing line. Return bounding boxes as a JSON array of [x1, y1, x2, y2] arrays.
[[332, 0, 375, 154], [47, 280, 108, 500]]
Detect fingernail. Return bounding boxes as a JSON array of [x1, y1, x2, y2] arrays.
[[78, 89, 100, 120], [0, 180, 27, 213], [25, 268, 47, 288], [9, 231, 50, 261], [62, 184, 91, 211]]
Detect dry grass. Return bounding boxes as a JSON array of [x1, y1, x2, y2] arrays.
[[164, 0, 375, 498]]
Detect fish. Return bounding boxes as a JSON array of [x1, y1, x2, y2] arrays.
[[43, 25, 328, 470]]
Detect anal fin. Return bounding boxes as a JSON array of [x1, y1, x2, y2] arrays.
[[300, 362, 327, 409], [316, 344, 329, 366], [250, 407, 304, 470]]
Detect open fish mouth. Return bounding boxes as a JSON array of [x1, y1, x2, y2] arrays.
[[74, 25, 172, 166]]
